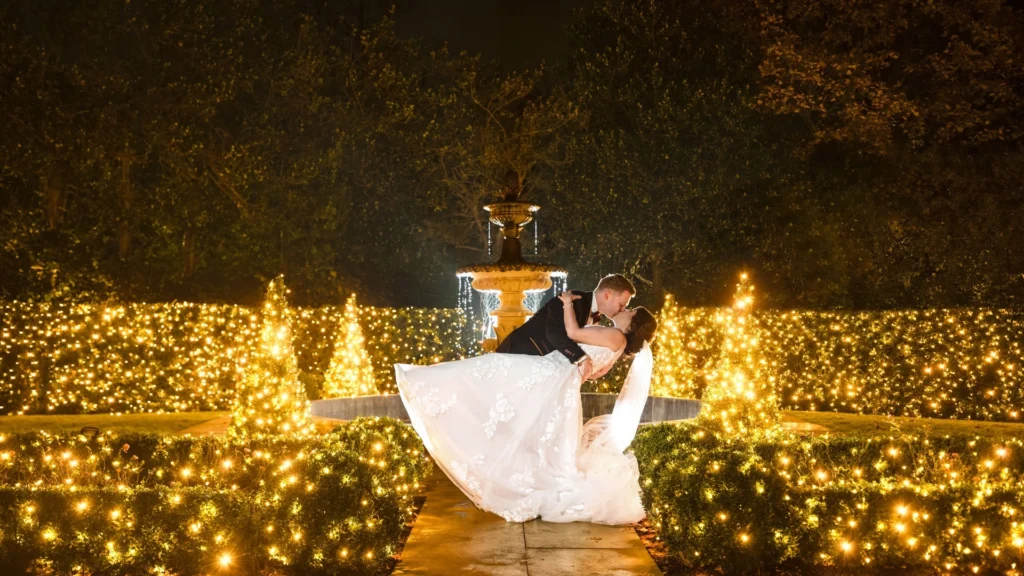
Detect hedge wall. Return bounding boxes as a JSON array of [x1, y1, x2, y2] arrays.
[[645, 302, 1024, 422], [4, 299, 1022, 422], [633, 422, 1024, 573], [0, 301, 471, 415], [0, 417, 429, 575]]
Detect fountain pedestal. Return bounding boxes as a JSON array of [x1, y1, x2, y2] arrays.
[[459, 263, 563, 350], [458, 201, 565, 351]]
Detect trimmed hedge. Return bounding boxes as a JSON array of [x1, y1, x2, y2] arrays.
[[6, 297, 1022, 422], [633, 422, 1024, 573], [646, 303, 1024, 422], [0, 301, 472, 414], [0, 417, 430, 575]]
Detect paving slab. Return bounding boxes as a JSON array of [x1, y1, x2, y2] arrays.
[[395, 467, 662, 575], [526, 547, 663, 576], [393, 467, 529, 576], [780, 414, 831, 435], [524, 519, 642, 549]]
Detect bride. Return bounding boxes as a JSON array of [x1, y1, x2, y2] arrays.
[[395, 292, 658, 525]]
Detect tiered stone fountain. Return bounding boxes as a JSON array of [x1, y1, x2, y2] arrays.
[[457, 201, 565, 352], [311, 198, 701, 424]]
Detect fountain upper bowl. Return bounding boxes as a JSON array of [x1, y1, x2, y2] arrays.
[[457, 262, 566, 276]]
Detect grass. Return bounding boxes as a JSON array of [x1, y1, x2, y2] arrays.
[[783, 410, 1024, 439], [0, 412, 229, 435]]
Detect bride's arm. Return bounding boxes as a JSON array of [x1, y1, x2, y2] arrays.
[[558, 293, 626, 350], [559, 292, 584, 340]]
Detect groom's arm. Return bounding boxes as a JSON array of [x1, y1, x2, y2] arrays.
[[544, 298, 587, 363]]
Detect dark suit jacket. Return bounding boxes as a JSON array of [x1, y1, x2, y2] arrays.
[[495, 290, 592, 363]]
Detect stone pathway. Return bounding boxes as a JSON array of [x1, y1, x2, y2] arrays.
[[394, 467, 662, 576]]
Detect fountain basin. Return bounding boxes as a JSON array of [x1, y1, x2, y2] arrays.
[[458, 262, 567, 350], [457, 262, 566, 290], [312, 394, 701, 424]]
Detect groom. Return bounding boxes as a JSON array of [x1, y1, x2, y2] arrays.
[[496, 273, 635, 380]]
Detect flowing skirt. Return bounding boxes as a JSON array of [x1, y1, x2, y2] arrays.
[[396, 351, 645, 524]]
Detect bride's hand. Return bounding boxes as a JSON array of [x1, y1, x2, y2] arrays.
[[558, 291, 581, 306]]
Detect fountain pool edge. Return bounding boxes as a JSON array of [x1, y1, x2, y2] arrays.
[[311, 394, 700, 424]]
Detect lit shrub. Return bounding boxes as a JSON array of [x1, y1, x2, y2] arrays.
[[633, 422, 1024, 573], [0, 418, 429, 575]]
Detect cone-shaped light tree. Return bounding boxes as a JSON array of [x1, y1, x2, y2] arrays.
[[651, 293, 687, 397], [229, 275, 314, 438], [323, 294, 376, 397], [697, 272, 781, 438]]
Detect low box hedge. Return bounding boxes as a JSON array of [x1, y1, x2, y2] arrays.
[[633, 422, 1024, 573], [0, 417, 429, 575]]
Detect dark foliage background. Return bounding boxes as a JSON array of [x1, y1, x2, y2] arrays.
[[2, 0, 1022, 309]]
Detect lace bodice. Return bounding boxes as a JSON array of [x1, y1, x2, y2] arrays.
[[578, 327, 625, 374]]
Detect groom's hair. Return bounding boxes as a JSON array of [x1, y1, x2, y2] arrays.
[[595, 274, 636, 295]]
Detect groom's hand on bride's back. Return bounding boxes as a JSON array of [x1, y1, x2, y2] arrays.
[[578, 357, 594, 381], [589, 362, 612, 381]]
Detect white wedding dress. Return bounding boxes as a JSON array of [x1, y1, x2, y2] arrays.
[[395, 328, 653, 524]]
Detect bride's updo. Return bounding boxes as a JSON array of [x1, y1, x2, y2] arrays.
[[624, 307, 657, 356]]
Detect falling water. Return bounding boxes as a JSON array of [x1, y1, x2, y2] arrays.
[[525, 271, 569, 312], [480, 291, 500, 339], [550, 272, 568, 299], [456, 272, 570, 350], [457, 275, 473, 316], [457, 274, 477, 354], [487, 222, 492, 257], [525, 291, 545, 312], [534, 218, 539, 255]]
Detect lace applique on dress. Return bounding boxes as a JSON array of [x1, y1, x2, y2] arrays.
[[500, 502, 537, 523], [408, 380, 457, 417], [509, 467, 536, 495], [516, 356, 558, 392], [483, 393, 515, 439], [450, 459, 482, 493], [470, 354, 515, 380]]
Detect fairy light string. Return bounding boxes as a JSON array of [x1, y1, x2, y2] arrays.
[[0, 417, 430, 574], [650, 287, 1022, 423], [636, 274, 1024, 573], [0, 299, 469, 415], [323, 294, 376, 397]]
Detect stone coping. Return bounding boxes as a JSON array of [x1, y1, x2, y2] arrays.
[[311, 393, 701, 423]]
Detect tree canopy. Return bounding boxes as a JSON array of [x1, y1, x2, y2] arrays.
[[1, 0, 1021, 308]]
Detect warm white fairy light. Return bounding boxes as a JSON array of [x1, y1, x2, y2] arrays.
[[0, 418, 429, 573], [696, 273, 781, 438], [229, 276, 314, 439], [0, 296, 469, 415], [323, 294, 376, 397], [652, 292, 1022, 422], [637, 271, 1024, 574]]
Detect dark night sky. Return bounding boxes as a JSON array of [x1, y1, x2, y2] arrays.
[[392, 0, 592, 69]]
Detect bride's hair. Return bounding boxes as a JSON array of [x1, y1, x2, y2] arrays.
[[623, 307, 657, 356]]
